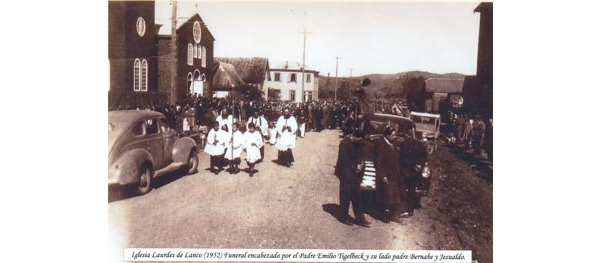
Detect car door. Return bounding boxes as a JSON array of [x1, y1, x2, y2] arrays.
[[159, 117, 175, 164], [143, 118, 164, 169]]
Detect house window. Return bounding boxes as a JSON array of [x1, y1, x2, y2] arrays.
[[187, 43, 193, 65], [289, 90, 296, 101], [290, 73, 297, 83], [306, 91, 313, 101], [201, 46, 207, 68], [133, 59, 141, 91], [306, 74, 311, 83], [274, 73, 281, 82], [187, 73, 193, 94], [193, 44, 198, 58], [140, 59, 148, 91]]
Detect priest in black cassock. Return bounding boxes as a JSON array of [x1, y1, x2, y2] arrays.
[[373, 127, 406, 222]]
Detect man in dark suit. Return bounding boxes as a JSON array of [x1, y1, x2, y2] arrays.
[[373, 127, 404, 222], [335, 131, 371, 227], [398, 136, 428, 216]]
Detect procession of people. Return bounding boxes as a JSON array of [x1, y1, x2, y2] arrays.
[[110, 87, 490, 225], [200, 103, 304, 177]]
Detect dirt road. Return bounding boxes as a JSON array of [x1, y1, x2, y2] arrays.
[[109, 129, 492, 262]]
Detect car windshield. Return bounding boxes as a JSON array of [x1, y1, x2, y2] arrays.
[[365, 119, 414, 136], [410, 115, 437, 125], [411, 115, 439, 132]]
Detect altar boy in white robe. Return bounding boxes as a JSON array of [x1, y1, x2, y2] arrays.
[[246, 111, 268, 162], [224, 123, 244, 174], [204, 122, 227, 174], [267, 122, 277, 145], [275, 108, 298, 167], [243, 123, 263, 177]]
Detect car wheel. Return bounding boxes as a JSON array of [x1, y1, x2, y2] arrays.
[[136, 165, 153, 195], [187, 149, 199, 174]]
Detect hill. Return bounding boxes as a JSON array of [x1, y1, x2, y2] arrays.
[[318, 71, 466, 101]]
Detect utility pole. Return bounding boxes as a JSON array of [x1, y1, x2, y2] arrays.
[[299, 30, 312, 103], [170, 0, 178, 105], [334, 56, 341, 100]]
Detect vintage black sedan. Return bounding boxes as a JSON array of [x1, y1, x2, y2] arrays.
[[108, 110, 199, 195]]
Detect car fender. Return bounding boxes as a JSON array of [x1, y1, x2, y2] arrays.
[[109, 149, 154, 186], [172, 137, 197, 164]]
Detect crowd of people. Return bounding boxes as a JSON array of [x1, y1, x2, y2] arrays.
[[108, 94, 409, 136], [444, 110, 493, 161], [109, 93, 490, 224]]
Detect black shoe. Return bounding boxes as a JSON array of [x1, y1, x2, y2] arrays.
[[382, 210, 391, 223], [355, 218, 371, 227], [341, 217, 354, 226]]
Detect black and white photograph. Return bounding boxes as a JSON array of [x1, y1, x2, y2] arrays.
[[107, 0, 493, 262]]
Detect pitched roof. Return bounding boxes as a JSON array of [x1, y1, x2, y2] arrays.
[[212, 62, 246, 89], [156, 13, 215, 41], [425, 78, 465, 94], [214, 57, 270, 84], [270, 60, 318, 73]]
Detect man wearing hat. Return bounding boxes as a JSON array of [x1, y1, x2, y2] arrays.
[[355, 78, 374, 116], [335, 130, 371, 227]]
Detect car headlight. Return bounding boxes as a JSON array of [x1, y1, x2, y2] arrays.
[[421, 165, 431, 178]]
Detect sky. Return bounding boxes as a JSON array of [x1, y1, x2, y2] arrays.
[[155, 0, 482, 77]]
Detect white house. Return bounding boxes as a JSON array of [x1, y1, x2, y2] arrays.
[[263, 61, 319, 102]]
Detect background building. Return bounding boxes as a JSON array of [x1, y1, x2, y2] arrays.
[[463, 2, 493, 117], [263, 61, 319, 102], [213, 57, 270, 99], [211, 61, 245, 98], [425, 78, 465, 113], [108, 0, 160, 108], [158, 13, 216, 103]]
